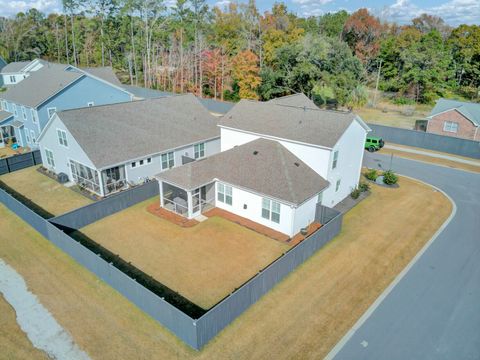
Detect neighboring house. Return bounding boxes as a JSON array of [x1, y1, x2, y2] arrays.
[[218, 94, 371, 207], [0, 111, 15, 149], [0, 56, 7, 87], [156, 138, 329, 237], [0, 62, 133, 150], [0, 58, 45, 86], [426, 98, 480, 141], [37, 94, 220, 197]]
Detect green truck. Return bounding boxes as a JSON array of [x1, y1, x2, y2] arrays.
[[365, 136, 385, 152]]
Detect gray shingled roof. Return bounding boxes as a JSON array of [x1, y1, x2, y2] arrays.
[[219, 99, 357, 148], [268, 93, 317, 108], [1, 63, 83, 108], [0, 61, 31, 73], [429, 98, 480, 127], [55, 94, 220, 169], [156, 138, 329, 205], [82, 66, 123, 87], [0, 111, 14, 123], [11, 120, 24, 128]]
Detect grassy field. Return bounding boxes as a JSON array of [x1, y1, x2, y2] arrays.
[[81, 198, 289, 309], [0, 176, 452, 359], [0, 166, 92, 216], [355, 101, 432, 129], [379, 145, 480, 173], [0, 295, 49, 359]]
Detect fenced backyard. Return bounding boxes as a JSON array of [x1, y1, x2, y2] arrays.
[[0, 172, 343, 350], [0, 150, 42, 175]]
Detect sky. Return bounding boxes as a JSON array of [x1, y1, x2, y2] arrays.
[[0, 0, 478, 26]]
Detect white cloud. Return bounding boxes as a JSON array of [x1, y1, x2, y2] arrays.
[[0, 0, 61, 16], [380, 0, 480, 25], [292, 0, 333, 17]]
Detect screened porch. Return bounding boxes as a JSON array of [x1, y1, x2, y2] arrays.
[[160, 181, 215, 219]]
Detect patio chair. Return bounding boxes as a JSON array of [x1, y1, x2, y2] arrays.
[[11, 143, 19, 151]]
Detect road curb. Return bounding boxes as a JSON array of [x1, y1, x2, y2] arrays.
[[324, 175, 457, 360]]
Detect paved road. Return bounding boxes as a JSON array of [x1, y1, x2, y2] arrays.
[[329, 153, 480, 360]]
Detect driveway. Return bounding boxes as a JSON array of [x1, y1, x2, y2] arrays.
[[329, 152, 480, 360]]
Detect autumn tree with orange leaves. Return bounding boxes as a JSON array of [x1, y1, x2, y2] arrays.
[[232, 50, 261, 99]]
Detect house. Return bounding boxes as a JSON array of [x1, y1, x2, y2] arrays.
[[426, 98, 480, 141], [155, 138, 329, 237], [0, 62, 133, 150], [0, 56, 7, 86], [37, 94, 220, 197], [0, 58, 45, 86], [218, 94, 371, 207]]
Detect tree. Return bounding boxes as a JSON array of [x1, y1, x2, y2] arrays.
[[412, 14, 450, 38], [232, 49, 261, 99], [342, 8, 383, 68], [318, 10, 348, 38]]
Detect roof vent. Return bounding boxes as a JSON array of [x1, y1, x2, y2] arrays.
[[253, 151, 259, 155], [294, 162, 300, 167]]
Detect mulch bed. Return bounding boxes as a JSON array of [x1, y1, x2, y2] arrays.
[[147, 203, 199, 227]]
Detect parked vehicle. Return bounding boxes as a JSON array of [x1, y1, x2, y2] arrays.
[[365, 136, 385, 152]]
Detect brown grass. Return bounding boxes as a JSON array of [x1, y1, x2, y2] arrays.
[[81, 198, 289, 309], [355, 102, 432, 129], [379, 145, 480, 173], [0, 166, 92, 215], [0, 295, 49, 359], [0, 146, 29, 158], [0, 176, 452, 359]]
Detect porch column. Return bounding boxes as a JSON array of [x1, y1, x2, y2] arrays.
[[187, 190, 193, 219], [98, 169, 106, 197], [159, 181, 164, 207]]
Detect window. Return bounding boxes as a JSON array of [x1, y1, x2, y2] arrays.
[[87, 102, 94, 107], [335, 179, 341, 192], [45, 149, 55, 167], [161, 152, 174, 170], [70, 159, 101, 194], [194, 143, 205, 159], [147, 158, 152, 164], [139, 159, 144, 166], [317, 192, 323, 203], [332, 150, 339, 169], [47, 107, 57, 119], [131, 162, 136, 168], [217, 183, 232, 205], [1, 100, 7, 111], [22, 106, 27, 120], [443, 121, 459, 133], [57, 129, 68, 147], [13, 104, 17, 116], [9, 75, 16, 83], [25, 131, 30, 143], [31, 109, 37, 124], [262, 198, 281, 224], [30, 130, 36, 144]]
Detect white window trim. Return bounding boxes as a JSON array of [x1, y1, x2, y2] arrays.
[[332, 150, 339, 169], [47, 107, 57, 119], [161, 151, 175, 170], [194, 142, 206, 159], [44, 148, 55, 168], [9, 75, 16, 83], [335, 179, 341, 192], [31, 108, 37, 124], [443, 121, 459, 133], [87, 101, 94, 107], [25, 130, 30, 143], [217, 183, 232, 205], [261, 197, 281, 224], [13, 104, 18, 116], [57, 128, 68, 148], [30, 129, 36, 144], [22, 106, 27, 120]]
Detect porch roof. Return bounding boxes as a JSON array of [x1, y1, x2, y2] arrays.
[[0, 111, 14, 124], [156, 138, 329, 206]]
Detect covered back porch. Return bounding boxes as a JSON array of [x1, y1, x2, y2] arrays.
[[159, 180, 215, 219]]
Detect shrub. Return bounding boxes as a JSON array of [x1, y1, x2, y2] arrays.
[[359, 182, 370, 192], [350, 188, 361, 199], [383, 170, 398, 185], [365, 169, 378, 181]]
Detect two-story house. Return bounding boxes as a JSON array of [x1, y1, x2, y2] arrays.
[[0, 58, 45, 86], [37, 94, 220, 197], [0, 62, 133, 150]]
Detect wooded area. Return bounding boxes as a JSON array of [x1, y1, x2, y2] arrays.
[[0, 1, 479, 106]]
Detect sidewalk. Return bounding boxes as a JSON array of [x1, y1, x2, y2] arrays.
[[384, 144, 480, 166]]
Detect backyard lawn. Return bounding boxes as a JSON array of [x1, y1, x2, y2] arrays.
[[81, 198, 289, 309], [0, 146, 29, 158], [0, 166, 92, 216], [0, 176, 452, 359]]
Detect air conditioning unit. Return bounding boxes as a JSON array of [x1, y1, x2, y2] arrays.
[[57, 173, 69, 184]]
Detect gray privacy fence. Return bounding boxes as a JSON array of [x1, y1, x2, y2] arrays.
[[368, 124, 480, 159], [0, 150, 42, 175], [50, 180, 159, 230], [1, 184, 343, 350]]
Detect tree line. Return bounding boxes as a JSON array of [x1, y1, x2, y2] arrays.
[[0, 1, 479, 107]]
